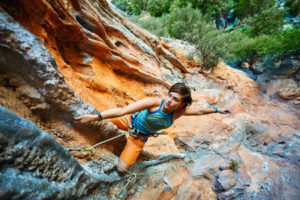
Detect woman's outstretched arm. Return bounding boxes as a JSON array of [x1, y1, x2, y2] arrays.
[[73, 97, 161, 124], [182, 105, 230, 116]]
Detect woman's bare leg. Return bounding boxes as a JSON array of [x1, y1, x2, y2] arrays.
[[117, 158, 130, 173]]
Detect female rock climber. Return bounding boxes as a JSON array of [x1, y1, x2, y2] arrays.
[[74, 83, 230, 173]]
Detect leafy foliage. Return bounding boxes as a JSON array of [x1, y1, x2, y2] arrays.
[[111, 0, 133, 14], [171, 0, 232, 17], [113, 0, 299, 69], [233, 0, 275, 17], [133, 16, 169, 37], [147, 0, 172, 17], [260, 27, 300, 55], [230, 159, 239, 172], [163, 7, 205, 39], [222, 27, 300, 62], [244, 7, 285, 36], [228, 32, 261, 61], [111, 0, 148, 15], [185, 17, 223, 68], [130, 0, 148, 15], [163, 7, 233, 68], [285, 0, 300, 16]]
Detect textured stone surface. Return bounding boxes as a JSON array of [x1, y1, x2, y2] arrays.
[[215, 170, 237, 191], [0, 6, 127, 162], [0, 0, 299, 200], [0, 7, 95, 119], [0, 105, 117, 199]]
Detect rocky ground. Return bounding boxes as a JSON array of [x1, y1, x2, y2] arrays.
[[0, 0, 299, 199]]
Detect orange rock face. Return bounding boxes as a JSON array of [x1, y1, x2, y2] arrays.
[[0, 0, 187, 165], [0, 0, 299, 199], [1, 0, 187, 110]]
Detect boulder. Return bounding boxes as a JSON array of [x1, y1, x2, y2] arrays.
[[215, 170, 237, 191]]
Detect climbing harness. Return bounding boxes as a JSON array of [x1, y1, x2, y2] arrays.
[[128, 128, 148, 143], [125, 112, 168, 143]]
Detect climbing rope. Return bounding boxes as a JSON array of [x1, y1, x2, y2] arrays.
[[67, 131, 193, 199], [66, 132, 126, 152], [86, 147, 141, 199], [68, 132, 141, 175], [83, 145, 143, 176], [67, 131, 148, 199], [84, 132, 126, 151]]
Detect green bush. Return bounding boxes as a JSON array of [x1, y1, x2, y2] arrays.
[[114, 0, 299, 68], [244, 7, 285, 36], [111, 0, 133, 14], [260, 27, 300, 55], [278, 28, 300, 54], [221, 27, 300, 63], [130, 0, 148, 15], [147, 0, 164, 17], [234, 0, 275, 17], [285, 0, 300, 16], [170, 0, 231, 17], [147, 0, 172, 17], [230, 159, 239, 172], [214, 30, 247, 62], [162, 6, 246, 68], [214, 30, 270, 62], [134, 16, 169, 37], [185, 21, 221, 68], [233, 35, 262, 61], [163, 7, 205, 39], [111, 0, 148, 15]]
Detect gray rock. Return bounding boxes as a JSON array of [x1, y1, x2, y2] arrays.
[[236, 167, 251, 187], [215, 170, 236, 191], [251, 63, 265, 74], [241, 62, 250, 70], [188, 150, 227, 181], [0, 105, 114, 199], [265, 131, 300, 163], [218, 187, 246, 200], [245, 121, 268, 138], [0, 8, 96, 122], [296, 71, 300, 81]]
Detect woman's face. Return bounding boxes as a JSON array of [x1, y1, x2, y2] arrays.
[[164, 92, 184, 111]]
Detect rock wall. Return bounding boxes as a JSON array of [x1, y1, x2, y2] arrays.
[[0, 7, 126, 163], [0, 105, 119, 199], [0, 0, 299, 200]]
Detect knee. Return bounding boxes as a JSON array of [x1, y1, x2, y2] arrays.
[[117, 166, 126, 174], [117, 158, 130, 173]]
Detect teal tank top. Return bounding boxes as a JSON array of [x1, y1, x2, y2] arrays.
[[131, 99, 173, 136]]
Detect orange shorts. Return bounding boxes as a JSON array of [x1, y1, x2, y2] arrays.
[[109, 115, 146, 166]]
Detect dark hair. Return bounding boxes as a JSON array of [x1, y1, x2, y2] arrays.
[[169, 82, 192, 110]]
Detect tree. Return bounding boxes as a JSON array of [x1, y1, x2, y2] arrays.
[[285, 0, 300, 16], [163, 7, 203, 39], [234, 0, 275, 17], [171, 0, 231, 17], [130, 0, 148, 15], [111, 0, 133, 14], [147, 0, 172, 17], [244, 7, 285, 36]]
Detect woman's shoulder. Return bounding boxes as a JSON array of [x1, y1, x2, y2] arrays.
[[136, 96, 161, 107], [147, 96, 162, 106]]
